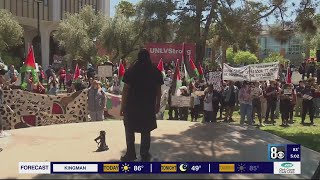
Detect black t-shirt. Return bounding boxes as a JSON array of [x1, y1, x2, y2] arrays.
[[122, 63, 164, 132]]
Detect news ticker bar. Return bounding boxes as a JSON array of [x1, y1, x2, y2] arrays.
[[19, 161, 301, 174]]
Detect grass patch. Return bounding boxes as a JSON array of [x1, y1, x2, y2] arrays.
[[162, 110, 320, 152]]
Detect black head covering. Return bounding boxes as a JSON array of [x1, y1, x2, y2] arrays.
[[135, 49, 152, 67]]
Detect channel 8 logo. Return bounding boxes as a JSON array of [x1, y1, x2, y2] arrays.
[[268, 144, 286, 160]]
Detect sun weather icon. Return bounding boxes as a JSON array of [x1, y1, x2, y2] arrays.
[[237, 163, 246, 173], [121, 163, 130, 173]]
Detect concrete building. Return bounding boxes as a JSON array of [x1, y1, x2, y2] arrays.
[[257, 25, 305, 65], [0, 0, 110, 70]]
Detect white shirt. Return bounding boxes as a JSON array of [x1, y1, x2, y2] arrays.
[[191, 93, 200, 105], [203, 92, 213, 111]]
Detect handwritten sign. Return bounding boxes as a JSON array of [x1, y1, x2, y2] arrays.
[[98, 65, 113, 77], [171, 96, 194, 108], [1, 89, 88, 130], [223, 62, 279, 81], [250, 62, 279, 81], [223, 64, 250, 81], [208, 72, 222, 91]]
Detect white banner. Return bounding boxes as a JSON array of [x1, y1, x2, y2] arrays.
[[208, 72, 222, 91], [249, 62, 279, 81], [223, 64, 250, 81], [223, 62, 279, 81]]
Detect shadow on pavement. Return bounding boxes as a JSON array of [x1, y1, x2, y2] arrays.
[[24, 122, 319, 179]]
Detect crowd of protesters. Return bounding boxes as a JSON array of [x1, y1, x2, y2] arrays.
[[0, 63, 124, 97], [164, 60, 319, 127]]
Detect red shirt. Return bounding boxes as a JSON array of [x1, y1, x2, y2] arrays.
[[60, 69, 66, 79]]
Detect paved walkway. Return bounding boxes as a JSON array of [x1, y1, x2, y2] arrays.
[[0, 120, 319, 179]]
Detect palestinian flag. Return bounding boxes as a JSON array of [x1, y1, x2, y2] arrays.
[[189, 57, 199, 78], [119, 61, 125, 90], [157, 58, 166, 78], [21, 46, 38, 89], [73, 64, 80, 80], [183, 63, 191, 83], [197, 62, 204, 80], [173, 59, 182, 96]]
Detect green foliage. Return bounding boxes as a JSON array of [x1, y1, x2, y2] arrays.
[[226, 48, 235, 64], [233, 51, 258, 65], [54, 5, 106, 62], [203, 58, 220, 70], [0, 51, 22, 68], [116, 0, 136, 17], [263, 52, 289, 65], [101, 14, 138, 62], [92, 55, 110, 65], [0, 9, 23, 53]]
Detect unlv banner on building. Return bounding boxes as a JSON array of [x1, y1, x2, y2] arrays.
[[145, 43, 196, 63], [223, 62, 279, 81]]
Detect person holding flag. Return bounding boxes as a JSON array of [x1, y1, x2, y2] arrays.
[[20, 45, 39, 90]]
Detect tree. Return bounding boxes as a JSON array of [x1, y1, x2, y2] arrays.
[[263, 52, 289, 65], [174, 0, 219, 63], [102, 14, 139, 61], [0, 9, 23, 54], [226, 48, 235, 64], [102, 0, 176, 62], [233, 51, 258, 65], [54, 5, 106, 64]]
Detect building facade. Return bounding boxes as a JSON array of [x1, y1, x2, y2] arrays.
[[0, 0, 110, 70], [257, 27, 305, 65]]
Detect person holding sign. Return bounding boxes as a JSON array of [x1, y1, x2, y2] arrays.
[[251, 82, 264, 127], [280, 84, 296, 126], [301, 82, 315, 125], [264, 81, 280, 125]]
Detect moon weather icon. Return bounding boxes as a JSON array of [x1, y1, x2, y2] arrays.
[[179, 163, 188, 172]]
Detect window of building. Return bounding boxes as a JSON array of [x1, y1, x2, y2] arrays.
[[288, 36, 304, 55]]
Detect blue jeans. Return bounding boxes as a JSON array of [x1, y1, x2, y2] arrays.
[[240, 103, 253, 125]]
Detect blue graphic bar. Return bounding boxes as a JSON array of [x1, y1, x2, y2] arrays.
[[286, 144, 301, 161], [50, 162, 274, 174]]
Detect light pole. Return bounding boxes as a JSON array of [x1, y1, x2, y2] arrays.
[[35, 0, 43, 64]]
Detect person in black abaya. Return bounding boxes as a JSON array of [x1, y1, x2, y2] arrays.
[[120, 49, 164, 162]]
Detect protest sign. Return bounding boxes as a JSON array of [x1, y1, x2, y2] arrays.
[[249, 62, 279, 81], [98, 65, 113, 77], [223, 64, 250, 81], [208, 72, 222, 91], [105, 92, 122, 119], [223, 62, 279, 81], [1, 90, 88, 130], [171, 96, 193, 107]]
